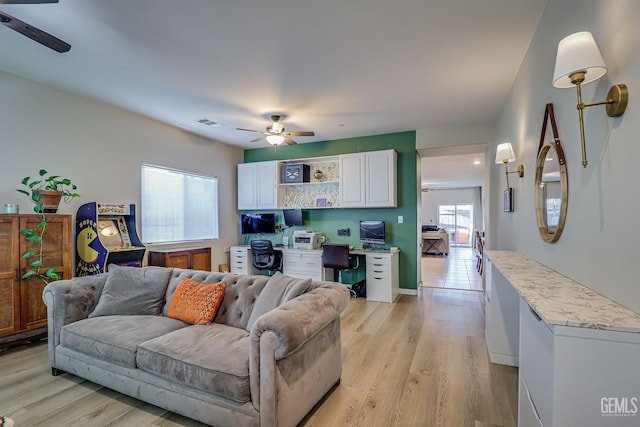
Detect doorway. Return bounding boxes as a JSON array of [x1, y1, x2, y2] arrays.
[[438, 204, 473, 247]]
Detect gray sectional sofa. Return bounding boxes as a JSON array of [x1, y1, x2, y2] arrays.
[[42, 265, 350, 427]]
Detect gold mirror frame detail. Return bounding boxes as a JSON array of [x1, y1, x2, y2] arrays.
[[535, 104, 568, 243]]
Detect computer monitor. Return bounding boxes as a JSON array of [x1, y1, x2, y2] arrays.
[[241, 213, 276, 234], [283, 208, 304, 226], [360, 220, 385, 244]]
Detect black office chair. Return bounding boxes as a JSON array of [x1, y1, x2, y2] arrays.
[[250, 239, 282, 276], [321, 244, 360, 297]]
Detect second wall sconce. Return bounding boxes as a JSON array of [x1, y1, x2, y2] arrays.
[[552, 31, 628, 167], [495, 142, 524, 190]]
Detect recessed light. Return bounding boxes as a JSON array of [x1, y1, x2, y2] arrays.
[[473, 160, 481, 165]]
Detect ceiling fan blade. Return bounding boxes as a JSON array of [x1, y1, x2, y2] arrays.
[[236, 127, 263, 133], [250, 136, 266, 143], [0, 1, 58, 4], [0, 11, 70, 52], [285, 131, 315, 137], [283, 137, 297, 145]]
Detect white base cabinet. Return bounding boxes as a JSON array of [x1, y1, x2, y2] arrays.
[[485, 260, 520, 366], [518, 297, 640, 427], [229, 246, 255, 275], [365, 251, 399, 303]]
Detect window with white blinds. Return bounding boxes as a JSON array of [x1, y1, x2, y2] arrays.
[[141, 164, 218, 244]]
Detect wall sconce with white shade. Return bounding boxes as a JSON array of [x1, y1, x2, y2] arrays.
[[552, 31, 628, 167], [495, 142, 524, 190]]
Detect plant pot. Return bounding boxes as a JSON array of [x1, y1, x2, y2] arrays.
[[36, 190, 63, 213]]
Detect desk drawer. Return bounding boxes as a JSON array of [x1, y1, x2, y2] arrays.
[[283, 253, 323, 280], [230, 260, 248, 274], [366, 256, 391, 273]]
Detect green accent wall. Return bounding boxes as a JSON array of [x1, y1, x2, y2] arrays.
[[242, 131, 418, 290]]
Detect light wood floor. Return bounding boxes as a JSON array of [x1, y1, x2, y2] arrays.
[[0, 289, 518, 427]]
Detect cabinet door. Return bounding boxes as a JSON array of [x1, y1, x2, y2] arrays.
[[0, 217, 20, 337], [238, 163, 258, 210], [190, 248, 212, 271], [166, 251, 190, 269], [366, 150, 396, 207], [238, 161, 278, 209], [339, 153, 366, 207], [20, 215, 71, 331], [256, 161, 278, 209]]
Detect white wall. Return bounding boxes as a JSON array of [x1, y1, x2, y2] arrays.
[[491, 0, 640, 311], [0, 70, 243, 269], [416, 123, 497, 150], [421, 188, 477, 226]]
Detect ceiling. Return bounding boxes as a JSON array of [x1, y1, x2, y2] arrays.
[[0, 0, 545, 149], [421, 152, 486, 190]]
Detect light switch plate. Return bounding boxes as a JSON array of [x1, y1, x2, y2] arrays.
[[398, 215, 404, 224]]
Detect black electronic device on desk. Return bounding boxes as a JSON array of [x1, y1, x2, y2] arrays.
[[241, 213, 276, 234], [75, 203, 146, 276], [283, 208, 304, 226], [360, 220, 385, 249]]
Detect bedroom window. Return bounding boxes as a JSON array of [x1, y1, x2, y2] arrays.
[[141, 164, 218, 244]]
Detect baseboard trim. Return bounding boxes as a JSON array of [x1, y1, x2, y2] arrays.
[[399, 289, 418, 296]]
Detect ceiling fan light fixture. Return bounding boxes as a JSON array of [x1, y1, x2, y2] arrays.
[[271, 121, 284, 133], [266, 134, 285, 145]]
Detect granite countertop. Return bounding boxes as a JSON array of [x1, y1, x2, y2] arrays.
[[486, 250, 640, 333]]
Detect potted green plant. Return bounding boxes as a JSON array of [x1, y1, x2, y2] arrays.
[[16, 169, 79, 284], [17, 169, 79, 213]]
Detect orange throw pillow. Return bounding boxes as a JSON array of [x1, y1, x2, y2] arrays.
[[167, 279, 226, 325]]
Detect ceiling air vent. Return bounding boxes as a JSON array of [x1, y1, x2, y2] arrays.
[[196, 118, 223, 127]]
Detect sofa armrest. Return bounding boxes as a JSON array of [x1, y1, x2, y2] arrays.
[[249, 282, 349, 424], [42, 274, 108, 367], [250, 282, 349, 359]]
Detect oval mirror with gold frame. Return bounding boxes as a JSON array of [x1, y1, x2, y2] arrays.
[[535, 104, 568, 243]]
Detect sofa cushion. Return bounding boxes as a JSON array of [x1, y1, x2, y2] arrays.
[[60, 315, 188, 368], [246, 272, 311, 331], [137, 324, 251, 403], [89, 265, 172, 317], [167, 279, 226, 325]]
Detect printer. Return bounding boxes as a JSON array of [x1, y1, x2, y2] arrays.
[[292, 230, 323, 250]]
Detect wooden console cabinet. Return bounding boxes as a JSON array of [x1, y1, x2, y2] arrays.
[[148, 247, 211, 271], [0, 214, 72, 347]]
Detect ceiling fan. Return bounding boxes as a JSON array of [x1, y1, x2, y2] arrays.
[[236, 114, 315, 146], [0, 0, 70, 53]]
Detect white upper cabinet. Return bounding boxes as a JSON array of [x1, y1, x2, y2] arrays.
[[238, 150, 396, 210], [339, 150, 396, 208], [366, 149, 397, 207], [339, 153, 366, 207], [237, 161, 278, 210]]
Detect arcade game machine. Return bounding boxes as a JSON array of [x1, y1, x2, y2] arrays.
[[76, 202, 146, 276]]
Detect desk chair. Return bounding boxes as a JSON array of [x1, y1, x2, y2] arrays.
[[321, 244, 360, 297], [250, 239, 282, 276]]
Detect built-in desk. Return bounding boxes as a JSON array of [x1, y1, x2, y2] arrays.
[[485, 250, 640, 427], [230, 246, 399, 303]]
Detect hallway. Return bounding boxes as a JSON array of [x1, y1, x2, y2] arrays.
[[421, 247, 483, 291]]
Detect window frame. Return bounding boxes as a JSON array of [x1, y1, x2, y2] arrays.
[[141, 164, 219, 244]]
